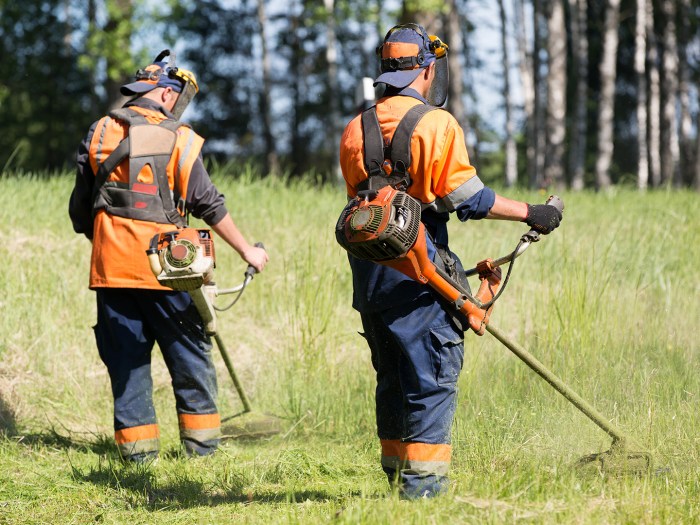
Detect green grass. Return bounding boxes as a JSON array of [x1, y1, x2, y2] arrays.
[[0, 171, 699, 523]]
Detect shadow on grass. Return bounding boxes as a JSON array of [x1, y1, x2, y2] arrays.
[[0, 392, 17, 436], [73, 457, 364, 510], [13, 427, 117, 456], [10, 422, 369, 510]]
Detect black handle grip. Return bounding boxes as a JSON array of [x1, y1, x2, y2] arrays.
[[244, 242, 266, 278], [523, 195, 564, 240], [545, 194, 565, 213]]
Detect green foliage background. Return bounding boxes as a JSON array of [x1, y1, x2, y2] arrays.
[[0, 171, 699, 523]]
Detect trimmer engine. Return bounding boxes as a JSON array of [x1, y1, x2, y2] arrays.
[[335, 185, 501, 335], [147, 228, 216, 291], [335, 186, 422, 261]]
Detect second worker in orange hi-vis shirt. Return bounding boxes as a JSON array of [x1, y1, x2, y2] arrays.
[[69, 51, 268, 462]]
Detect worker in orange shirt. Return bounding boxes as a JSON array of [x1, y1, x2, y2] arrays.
[[69, 51, 268, 462], [339, 24, 561, 498]]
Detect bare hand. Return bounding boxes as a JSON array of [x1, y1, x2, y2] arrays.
[[243, 245, 269, 273]]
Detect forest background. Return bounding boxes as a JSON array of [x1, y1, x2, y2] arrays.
[[1, 0, 700, 190]]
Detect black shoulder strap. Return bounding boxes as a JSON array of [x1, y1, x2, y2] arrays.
[[360, 104, 441, 192], [390, 104, 439, 180], [361, 107, 384, 178]]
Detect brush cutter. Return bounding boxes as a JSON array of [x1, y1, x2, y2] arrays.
[[147, 230, 282, 439], [336, 187, 652, 474]]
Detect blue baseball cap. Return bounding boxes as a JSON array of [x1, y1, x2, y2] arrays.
[[374, 24, 436, 89], [120, 61, 184, 96]]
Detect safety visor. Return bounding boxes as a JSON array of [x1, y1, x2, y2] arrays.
[[426, 35, 449, 106]]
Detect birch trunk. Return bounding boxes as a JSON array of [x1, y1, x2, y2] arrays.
[[545, 0, 567, 188], [460, 16, 473, 148], [660, 0, 680, 186], [646, 0, 661, 187], [257, 0, 279, 176], [514, 0, 535, 188], [445, 0, 465, 129], [634, 0, 648, 190], [532, 0, 546, 188], [568, 0, 588, 190], [594, 0, 621, 190], [499, 0, 517, 187]]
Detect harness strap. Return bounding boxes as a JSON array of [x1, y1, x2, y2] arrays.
[[390, 104, 437, 180], [92, 108, 185, 227], [359, 104, 441, 192], [361, 108, 384, 178]]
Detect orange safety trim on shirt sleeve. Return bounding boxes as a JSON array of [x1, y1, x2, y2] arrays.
[[178, 413, 221, 430], [115, 423, 160, 445]]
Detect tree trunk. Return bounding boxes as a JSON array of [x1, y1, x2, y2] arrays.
[[514, 0, 536, 188], [660, 0, 680, 186], [677, 0, 693, 186], [459, 12, 473, 148], [499, 0, 517, 187], [545, 0, 567, 188], [532, 0, 546, 188], [445, 0, 465, 128], [289, 10, 305, 175], [568, 0, 588, 191], [634, 0, 649, 190], [257, 0, 279, 176], [695, 110, 700, 190], [324, 0, 341, 182], [646, 0, 661, 187], [594, 0, 621, 190]]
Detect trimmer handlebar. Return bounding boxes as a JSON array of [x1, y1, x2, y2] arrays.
[[244, 242, 266, 280], [465, 195, 564, 277]]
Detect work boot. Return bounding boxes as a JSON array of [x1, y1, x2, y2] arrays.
[[182, 437, 219, 458], [123, 451, 159, 464]]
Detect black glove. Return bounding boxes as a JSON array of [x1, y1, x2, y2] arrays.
[[525, 204, 562, 234]]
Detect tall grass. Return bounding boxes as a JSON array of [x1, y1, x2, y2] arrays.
[[0, 171, 699, 523]]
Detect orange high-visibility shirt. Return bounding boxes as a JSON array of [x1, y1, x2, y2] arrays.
[[87, 105, 204, 289], [340, 95, 484, 212]]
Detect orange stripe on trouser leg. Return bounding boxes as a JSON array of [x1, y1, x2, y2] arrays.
[[178, 413, 220, 430], [381, 439, 402, 458], [401, 442, 452, 463], [114, 424, 160, 445], [380, 439, 402, 472], [381, 439, 451, 477]]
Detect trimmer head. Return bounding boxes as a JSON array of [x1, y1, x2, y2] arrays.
[[576, 441, 653, 475], [220, 411, 283, 440]]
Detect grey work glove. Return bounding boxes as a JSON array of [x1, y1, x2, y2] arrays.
[[524, 204, 562, 234]]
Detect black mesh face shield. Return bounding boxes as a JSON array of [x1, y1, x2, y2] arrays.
[[426, 36, 449, 107], [153, 49, 199, 120], [170, 75, 198, 120]]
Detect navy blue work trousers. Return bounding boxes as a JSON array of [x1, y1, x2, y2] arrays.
[[360, 292, 465, 498], [93, 288, 220, 459]]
